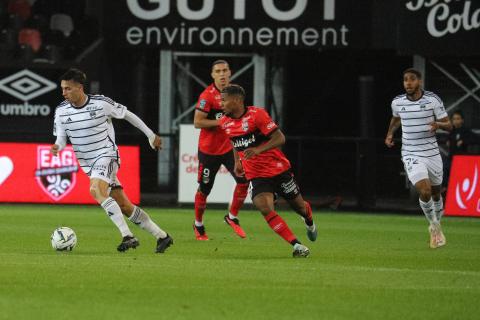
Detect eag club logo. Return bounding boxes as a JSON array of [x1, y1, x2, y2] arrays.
[[35, 146, 79, 201], [445, 156, 480, 216]]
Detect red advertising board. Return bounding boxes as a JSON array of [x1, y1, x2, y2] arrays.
[[0, 143, 140, 204], [445, 156, 480, 217]]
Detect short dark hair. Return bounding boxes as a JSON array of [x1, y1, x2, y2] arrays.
[[452, 110, 464, 119], [212, 59, 229, 70], [60, 68, 87, 85], [221, 84, 245, 99], [403, 68, 422, 79]]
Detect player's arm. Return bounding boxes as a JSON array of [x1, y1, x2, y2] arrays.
[[232, 148, 245, 176], [429, 116, 452, 132], [429, 96, 452, 132], [51, 110, 67, 156], [106, 100, 161, 150], [243, 129, 285, 160], [385, 116, 401, 148], [193, 110, 219, 129], [123, 111, 162, 150]]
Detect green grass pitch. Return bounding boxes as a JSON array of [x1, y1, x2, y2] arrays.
[[0, 204, 479, 320]]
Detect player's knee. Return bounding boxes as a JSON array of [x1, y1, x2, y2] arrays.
[[89, 183, 107, 200], [89, 184, 100, 200], [419, 188, 432, 200]]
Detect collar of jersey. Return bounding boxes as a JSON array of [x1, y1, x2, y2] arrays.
[[406, 90, 424, 102], [70, 95, 90, 109], [229, 106, 249, 119]]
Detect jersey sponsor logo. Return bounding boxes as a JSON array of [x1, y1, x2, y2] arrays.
[[35, 146, 78, 201], [199, 99, 207, 109], [233, 134, 256, 149], [89, 110, 97, 118], [222, 121, 235, 128], [242, 120, 249, 131], [420, 104, 426, 109]]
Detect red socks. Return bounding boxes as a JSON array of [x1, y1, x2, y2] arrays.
[[304, 201, 313, 226], [194, 191, 207, 223], [264, 211, 297, 244], [229, 183, 249, 217]]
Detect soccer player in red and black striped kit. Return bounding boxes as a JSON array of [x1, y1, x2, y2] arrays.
[[218, 84, 317, 257], [192, 60, 249, 240]]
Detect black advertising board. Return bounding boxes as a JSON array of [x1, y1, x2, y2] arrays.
[[103, 0, 371, 50], [0, 68, 63, 137], [397, 0, 480, 56]]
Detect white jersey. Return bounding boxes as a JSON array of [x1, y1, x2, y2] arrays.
[[53, 95, 127, 175], [391, 91, 448, 158]]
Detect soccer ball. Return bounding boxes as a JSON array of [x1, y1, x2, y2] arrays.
[[51, 227, 77, 251]]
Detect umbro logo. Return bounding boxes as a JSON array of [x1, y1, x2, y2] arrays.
[[0, 69, 57, 101]]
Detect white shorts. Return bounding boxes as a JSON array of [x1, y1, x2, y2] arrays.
[[89, 157, 122, 188], [402, 154, 443, 186]]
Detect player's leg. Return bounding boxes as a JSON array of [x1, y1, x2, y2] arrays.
[[89, 159, 137, 252], [222, 150, 248, 238], [110, 186, 173, 253], [429, 155, 446, 246], [404, 156, 440, 248], [193, 151, 221, 240], [251, 178, 309, 257], [275, 171, 317, 242]]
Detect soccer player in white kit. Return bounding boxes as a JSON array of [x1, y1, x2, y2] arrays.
[[385, 68, 452, 248], [51, 68, 173, 253]]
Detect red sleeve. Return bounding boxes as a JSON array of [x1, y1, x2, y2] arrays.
[[218, 115, 226, 129], [195, 92, 212, 113], [255, 108, 278, 136]]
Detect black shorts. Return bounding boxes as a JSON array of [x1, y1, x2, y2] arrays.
[[250, 170, 301, 200], [197, 149, 247, 195]]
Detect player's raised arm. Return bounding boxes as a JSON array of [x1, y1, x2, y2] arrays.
[[385, 116, 401, 148]]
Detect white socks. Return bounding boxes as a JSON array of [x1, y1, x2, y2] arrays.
[[194, 220, 203, 227], [228, 213, 237, 220], [433, 197, 444, 222], [101, 197, 133, 237], [128, 206, 167, 239], [419, 198, 438, 225]]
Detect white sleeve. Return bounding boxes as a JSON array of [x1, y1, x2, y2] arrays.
[[124, 110, 155, 139], [102, 98, 127, 119], [391, 100, 399, 117], [53, 109, 67, 137], [53, 109, 67, 150], [55, 135, 67, 150], [433, 97, 448, 119]]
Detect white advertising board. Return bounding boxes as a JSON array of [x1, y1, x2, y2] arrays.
[[178, 124, 251, 204]]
